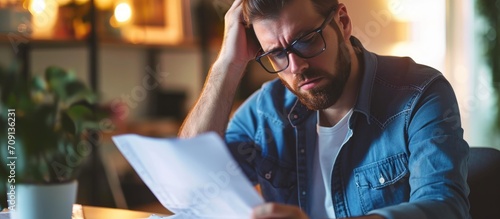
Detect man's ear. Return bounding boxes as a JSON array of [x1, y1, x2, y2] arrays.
[[336, 3, 352, 41]]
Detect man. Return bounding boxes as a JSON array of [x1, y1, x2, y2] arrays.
[[180, 0, 470, 218]]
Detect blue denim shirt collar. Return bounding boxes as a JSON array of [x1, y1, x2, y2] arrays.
[[352, 37, 377, 125]]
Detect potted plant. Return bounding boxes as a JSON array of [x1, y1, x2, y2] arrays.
[[0, 64, 105, 218], [476, 0, 500, 145]]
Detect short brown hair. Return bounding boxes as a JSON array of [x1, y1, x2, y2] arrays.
[[242, 0, 338, 24]]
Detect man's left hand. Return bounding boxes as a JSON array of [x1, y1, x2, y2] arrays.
[[251, 203, 386, 219], [252, 203, 309, 219]]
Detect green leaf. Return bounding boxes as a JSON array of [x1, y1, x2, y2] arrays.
[[66, 104, 94, 134], [65, 80, 87, 97], [61, 111, 77, 135], [81, 120, 102, 130], [66, 104, 94, 119], [31, 75, 47, 92], [45, 66, 76, 100], [45, 66, 74, 82], [64, 81, 97, 105]]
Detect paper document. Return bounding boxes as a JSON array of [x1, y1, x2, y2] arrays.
[[112, 132, 264, 218]]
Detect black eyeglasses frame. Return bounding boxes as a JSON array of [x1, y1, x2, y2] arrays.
[[255, 5, 339, 74]]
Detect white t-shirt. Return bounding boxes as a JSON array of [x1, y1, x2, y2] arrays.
[[309, 109, 353, 219]]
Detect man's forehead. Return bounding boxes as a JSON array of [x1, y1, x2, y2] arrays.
[[252, 0, 322, 51]]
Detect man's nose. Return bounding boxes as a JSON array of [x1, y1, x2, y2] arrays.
[[288, 53, 309, 74]]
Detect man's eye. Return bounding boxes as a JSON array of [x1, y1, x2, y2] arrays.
[[300, 33, 317, 43], [270, 50, 287, 58], [292, 34, 317, 52]]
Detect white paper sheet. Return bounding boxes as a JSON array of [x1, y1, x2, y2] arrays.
[[112, 132, 264, 218], [0, 212, 9, 219]]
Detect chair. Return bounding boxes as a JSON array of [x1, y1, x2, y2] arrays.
[[467, 147, 500, 219]]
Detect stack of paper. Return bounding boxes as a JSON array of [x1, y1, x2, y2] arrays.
[[112, 132, 264, 218]]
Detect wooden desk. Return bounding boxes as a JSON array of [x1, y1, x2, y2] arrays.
[[0, 205, 171, 219], [79, 205, 171, 219]]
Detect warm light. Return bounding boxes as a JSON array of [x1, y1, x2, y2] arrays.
[[120, 0, 184, 44], [390, 38, 445, 72], [55, 0, 71, 5], [388, 0, 432, 22], [74, 0, 89, 4], [114, 2, 132, 23], [30, 0, 46, 14], [390, 42, 414, 57], [387, 0, 446, 72], [95, 0, 114, 9], [0, 0, 23, 6], [28, 0, 58, 38]]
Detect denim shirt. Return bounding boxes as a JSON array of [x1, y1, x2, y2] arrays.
[[225, 37, 470, 219]]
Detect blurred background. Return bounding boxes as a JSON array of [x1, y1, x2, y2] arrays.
[[0, 0, 498, 214]]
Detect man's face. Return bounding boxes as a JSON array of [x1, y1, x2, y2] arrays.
[[253, 0, 352, 110]]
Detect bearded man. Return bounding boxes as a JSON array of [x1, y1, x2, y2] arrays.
[[179, 0, 470, 218]]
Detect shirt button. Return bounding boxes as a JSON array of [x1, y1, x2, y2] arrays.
[[300, 149, 305, 154], [265, 171, 272, 180], [379, 175, 385, 184], [293, 114, 298, 119], [302, 191, 306, 196]]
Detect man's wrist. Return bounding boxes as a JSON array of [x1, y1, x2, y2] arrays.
[[211, 57, 248, 80]]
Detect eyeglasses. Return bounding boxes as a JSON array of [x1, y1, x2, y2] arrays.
[[255, 6, 338, 74]]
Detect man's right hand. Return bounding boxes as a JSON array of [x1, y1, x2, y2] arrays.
[[218, 0, 260, 69], [178, 0, 260, 138]]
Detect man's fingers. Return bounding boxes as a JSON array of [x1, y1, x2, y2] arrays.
[[226, 0, 244, 19], [228, 0, 243, 12], [254, 203, 273, 217], [253, 203, 306, 219]]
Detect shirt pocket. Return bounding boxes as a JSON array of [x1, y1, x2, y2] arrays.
[[256, 156, 297, 204], [354, 153, 410, 214]]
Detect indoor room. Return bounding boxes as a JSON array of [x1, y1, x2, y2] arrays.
[[0, 0, 499, 218]]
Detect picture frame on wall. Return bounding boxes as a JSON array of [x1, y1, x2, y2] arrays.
[[121, 0, 192, 45]]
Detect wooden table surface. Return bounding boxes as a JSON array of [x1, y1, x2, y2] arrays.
[[79, 205, 171, 219]]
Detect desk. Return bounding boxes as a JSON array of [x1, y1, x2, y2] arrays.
[[81, 205, 171, 219], [0, 205, 171, 219]]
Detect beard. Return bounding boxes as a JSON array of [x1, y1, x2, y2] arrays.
[[280, 40, 352, 110]]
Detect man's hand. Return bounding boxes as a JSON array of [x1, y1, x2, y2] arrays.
[[219, 0, 260, 67], [252, 203, 309, 219], [251, 203, 385, 219], [178, 0, 260, 138]]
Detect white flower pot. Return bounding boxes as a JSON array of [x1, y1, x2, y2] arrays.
[[10, 180, 78, 219]]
